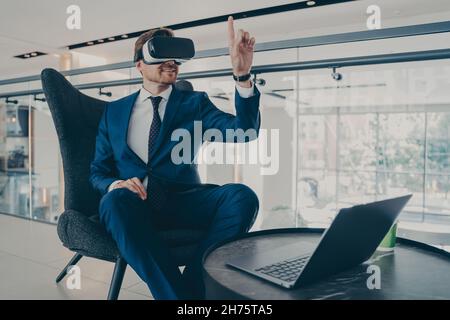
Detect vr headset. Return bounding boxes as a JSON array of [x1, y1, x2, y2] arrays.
[[134, 36, 195, 65]]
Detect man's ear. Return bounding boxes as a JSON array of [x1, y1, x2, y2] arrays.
[[136, 61, 143, 76]]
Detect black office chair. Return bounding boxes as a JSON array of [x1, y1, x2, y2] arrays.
[[41, 68, 206, 300]]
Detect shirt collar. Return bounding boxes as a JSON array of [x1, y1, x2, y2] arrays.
[[138, 85, 172, 103]]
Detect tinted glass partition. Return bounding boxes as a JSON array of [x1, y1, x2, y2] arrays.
[[0, 48, 449, 252]]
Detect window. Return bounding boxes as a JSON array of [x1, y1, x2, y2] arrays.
[[0, 46, 449, 251]]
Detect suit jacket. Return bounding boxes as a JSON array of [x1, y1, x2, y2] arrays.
[[89, 85, 261, 196]]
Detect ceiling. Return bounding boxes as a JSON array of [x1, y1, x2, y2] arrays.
[[1, 0, 450, 83]]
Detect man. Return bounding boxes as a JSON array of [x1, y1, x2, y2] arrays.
[[90, 16, 260, 300]]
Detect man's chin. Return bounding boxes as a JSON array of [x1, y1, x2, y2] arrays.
[[161, 76, 177, 84]]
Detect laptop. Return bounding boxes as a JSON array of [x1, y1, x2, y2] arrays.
[[226, 195, 412, 289]]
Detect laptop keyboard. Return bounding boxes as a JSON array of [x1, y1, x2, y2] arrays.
[[255, 255, 310, 282]]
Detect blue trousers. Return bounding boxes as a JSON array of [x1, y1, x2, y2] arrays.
[[99, 183, 259, 300]]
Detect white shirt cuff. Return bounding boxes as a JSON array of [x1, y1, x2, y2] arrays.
[[108, 180, 123, 192], [235, 82, 255, 98]]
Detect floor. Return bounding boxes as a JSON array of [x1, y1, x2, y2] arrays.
[[1, 211, 448, 300], [0, 213, 153, 300]]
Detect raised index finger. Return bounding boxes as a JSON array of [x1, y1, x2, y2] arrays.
[[227, 16, 235, 46]]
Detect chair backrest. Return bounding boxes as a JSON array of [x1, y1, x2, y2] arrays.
[[41, 68, 105, 216], [41, 68, 194, 217]]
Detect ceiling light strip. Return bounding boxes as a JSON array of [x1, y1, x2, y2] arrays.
[[66, 0, 355, 50]]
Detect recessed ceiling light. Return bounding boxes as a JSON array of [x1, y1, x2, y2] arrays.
[[14, 51, 46, 59], [87, 41, 94, 45], [108, 37, 115, 41], [306, 1, 316, 6], [98, 39, 105, 43], [121, 34, 129, 39]]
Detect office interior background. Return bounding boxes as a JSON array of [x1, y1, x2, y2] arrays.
[[0, 0, 449, 299]]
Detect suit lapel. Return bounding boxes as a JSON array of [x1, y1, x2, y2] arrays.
[[149, 85, 183, 160]]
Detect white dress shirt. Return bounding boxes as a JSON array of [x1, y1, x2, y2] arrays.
[[108, 82, 256, 191]]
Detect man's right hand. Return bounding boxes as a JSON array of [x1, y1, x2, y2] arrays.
[[110, 177, 147, 200]]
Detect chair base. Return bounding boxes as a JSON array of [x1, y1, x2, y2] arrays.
[[55, 252, 83, 283], [107, 257, 127, 300], [56, 253, 128, 300]]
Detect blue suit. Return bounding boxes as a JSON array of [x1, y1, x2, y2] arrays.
[[90, 85, 261, 299]]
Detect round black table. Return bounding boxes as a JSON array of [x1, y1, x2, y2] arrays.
[[202, 228, 450, 300]]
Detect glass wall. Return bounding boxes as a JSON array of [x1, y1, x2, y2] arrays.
[[0, 48, 449, 251], [0, 84, 63, 222], [0, 94, 31, 218], [294, 60, 450, 250]]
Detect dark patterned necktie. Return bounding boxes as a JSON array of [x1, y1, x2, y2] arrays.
[[147, 96, 166, 212], [148, 96, 163, 158]]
